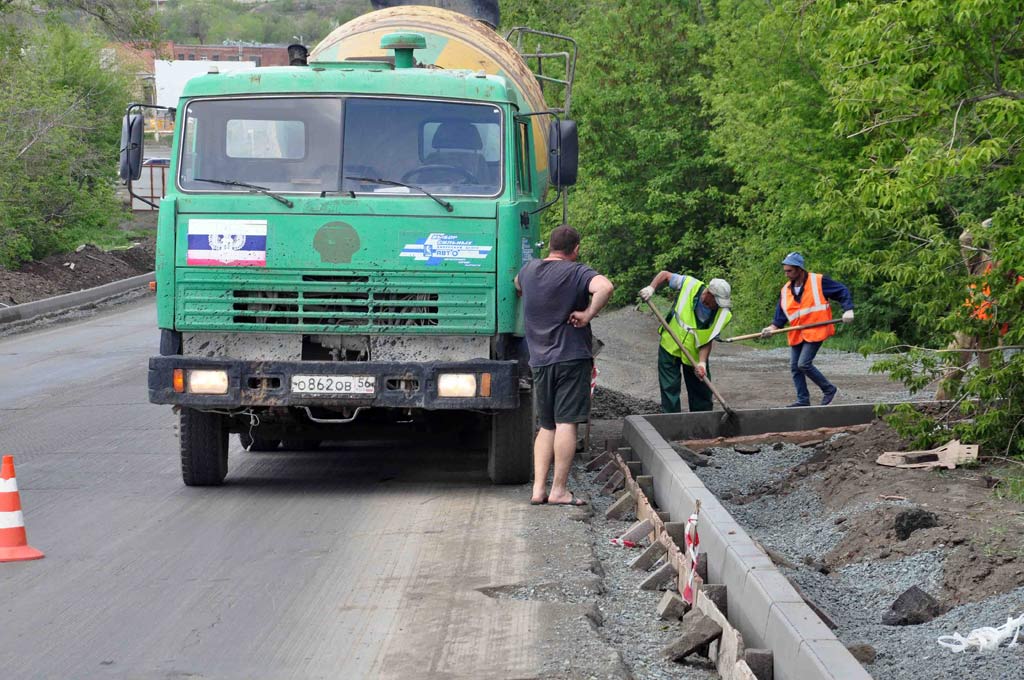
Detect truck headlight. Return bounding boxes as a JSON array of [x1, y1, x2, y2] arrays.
[[188, 369, 229, 395], [437, 373, 477, 397]]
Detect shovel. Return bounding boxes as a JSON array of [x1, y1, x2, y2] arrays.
[[720, 318, 842, 343], [642, 297, 737, 424]]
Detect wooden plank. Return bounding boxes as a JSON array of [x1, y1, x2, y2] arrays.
[[593, 460, 617, 483], [629, 540, 667, 571], [585, 450, 612, 471], [640, 560, 677, 590], [605, 490, 635, 520], [877, 439, 978, 469], [600, 469, 625, 495], [619, 518, 654, 544], [696, 589, 745, 680], [732, 660, 761, 680], [680, 424, 868, 450], [610, 453, 701, 611]]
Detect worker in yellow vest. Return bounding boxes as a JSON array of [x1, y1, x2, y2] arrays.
[[761, 252, 854, 407], [639, 272, 733, 412]]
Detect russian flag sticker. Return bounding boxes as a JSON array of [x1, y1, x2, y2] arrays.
[[186, 219, 267, 267]]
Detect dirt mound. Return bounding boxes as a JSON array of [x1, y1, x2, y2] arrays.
[[0, 237, 155, 307], [590, 386, 660, 419], [786, 418, 1024, 605]]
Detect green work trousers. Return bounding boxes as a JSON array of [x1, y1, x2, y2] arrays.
[[658, 345, 713, 413]]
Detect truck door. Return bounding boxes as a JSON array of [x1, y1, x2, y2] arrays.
[[513, 117, 538, 336]]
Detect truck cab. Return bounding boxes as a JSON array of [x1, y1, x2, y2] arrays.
[[123, 21, 578, 487]]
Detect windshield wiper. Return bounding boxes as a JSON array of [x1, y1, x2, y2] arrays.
[[194, 178, 294, 208], [345, 176, 453, 213]]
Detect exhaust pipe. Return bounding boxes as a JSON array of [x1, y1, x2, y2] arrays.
[[370, 0, 500, 28], [287, 44, 308, 66]]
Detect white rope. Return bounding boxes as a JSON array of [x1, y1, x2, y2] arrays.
[[938, 613, 1024, 653]]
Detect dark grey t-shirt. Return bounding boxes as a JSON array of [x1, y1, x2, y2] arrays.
[[518, 258, 598, 367]]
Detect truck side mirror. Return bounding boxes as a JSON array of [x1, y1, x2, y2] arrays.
[[548, 119, 578, 188], [119, 113, 145, 182]]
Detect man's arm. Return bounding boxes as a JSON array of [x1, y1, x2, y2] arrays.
[[822, 276, 854, 322], [821, 277, 853, 310], [513, 274, 521, 296], [569, 275, 614, 328], [639, 270, 676, 300], [695, 342, 713, 379], [819, 276, 851, 307], [648, 270, 674, 290], [762, 300, 787, 337]]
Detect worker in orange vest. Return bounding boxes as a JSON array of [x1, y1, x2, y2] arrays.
[[934, 219, 1014, 399], [761, 252, 854, 407]]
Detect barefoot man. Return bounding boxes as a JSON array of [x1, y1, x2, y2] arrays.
[[515, 225, 614, 505]]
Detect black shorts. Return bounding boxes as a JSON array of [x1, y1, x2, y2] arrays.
[[532, 358, 593, 430]]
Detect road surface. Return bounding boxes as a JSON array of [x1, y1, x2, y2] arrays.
[[0, 300, 616, 680]]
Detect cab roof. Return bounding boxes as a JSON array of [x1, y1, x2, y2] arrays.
[[179, 64, 519, 107]]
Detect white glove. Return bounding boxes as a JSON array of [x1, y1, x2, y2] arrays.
[[842, 310, 855, 323], [760, 325, 777, 338], [639, 285, 655, 301], [696, 361, 707, 379]]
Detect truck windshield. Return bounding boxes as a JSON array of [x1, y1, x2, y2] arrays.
[[178, 97, 503, 197], [341, 98, 502, 197], [179, 98, 343, 194]]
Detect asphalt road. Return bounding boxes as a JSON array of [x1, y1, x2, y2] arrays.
[[0, 301, 613, 680]]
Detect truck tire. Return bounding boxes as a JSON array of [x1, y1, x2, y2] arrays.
[[180, 408, 229, 486], [238, 432, 280, 452], [487, 389, 534, 484]]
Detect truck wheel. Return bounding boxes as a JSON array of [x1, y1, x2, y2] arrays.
[[180, 408, 229, 486], [280, 439, 320, 451], [488, 389, 534, 484], [238, 432, 280, 452]]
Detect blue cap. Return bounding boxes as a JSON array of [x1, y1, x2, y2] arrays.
[[782, 252, 805, 269]]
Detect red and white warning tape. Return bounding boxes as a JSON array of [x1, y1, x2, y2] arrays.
[[681, 510, 700, 604]]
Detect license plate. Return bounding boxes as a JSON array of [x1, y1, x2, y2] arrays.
[[291, 375, 376, 395]]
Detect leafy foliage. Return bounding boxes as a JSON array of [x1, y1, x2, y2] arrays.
[[159, 0, 368, 45], [503, 0, 738, 306], [41, 0, 159, 42], [0, 20, 133, 267], [500, 0, 1024, 458]]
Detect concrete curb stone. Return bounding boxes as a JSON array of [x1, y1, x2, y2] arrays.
[[0, 272, 155, 325], [623, 412, 873, 680]]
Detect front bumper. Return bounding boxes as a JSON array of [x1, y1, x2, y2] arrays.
[[148, 357, 520, 410]]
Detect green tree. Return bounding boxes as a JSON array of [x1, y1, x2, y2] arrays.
[[698, 1, 866, 331], [504, 0, 739, 305], [0, 21, 132, 266], [821, 0, 1024, 455]]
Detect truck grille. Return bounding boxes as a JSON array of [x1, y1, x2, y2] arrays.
[[175, 270, 493, 333]]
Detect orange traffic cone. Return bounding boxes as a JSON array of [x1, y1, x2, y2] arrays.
[[0, 455, 44, 562]]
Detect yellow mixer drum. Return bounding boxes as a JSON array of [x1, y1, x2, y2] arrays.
[[311, 6, 550, 174]]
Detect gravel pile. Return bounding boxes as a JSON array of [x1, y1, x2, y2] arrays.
[[688, 440, 1024, 680], [697, 441, 817, 495], [573, 464, 718, 680], [696, 440, 911, 564], [591, 386, 661, 419], [791, 560, 1024, 679]]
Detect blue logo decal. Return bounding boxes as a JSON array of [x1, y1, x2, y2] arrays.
[[400, 233, 492, 267]]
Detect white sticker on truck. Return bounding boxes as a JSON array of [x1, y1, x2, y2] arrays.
[[400, 233, 492, 267]]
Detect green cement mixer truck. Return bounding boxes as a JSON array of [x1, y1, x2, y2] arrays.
[[120, 3, 578, 486]]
